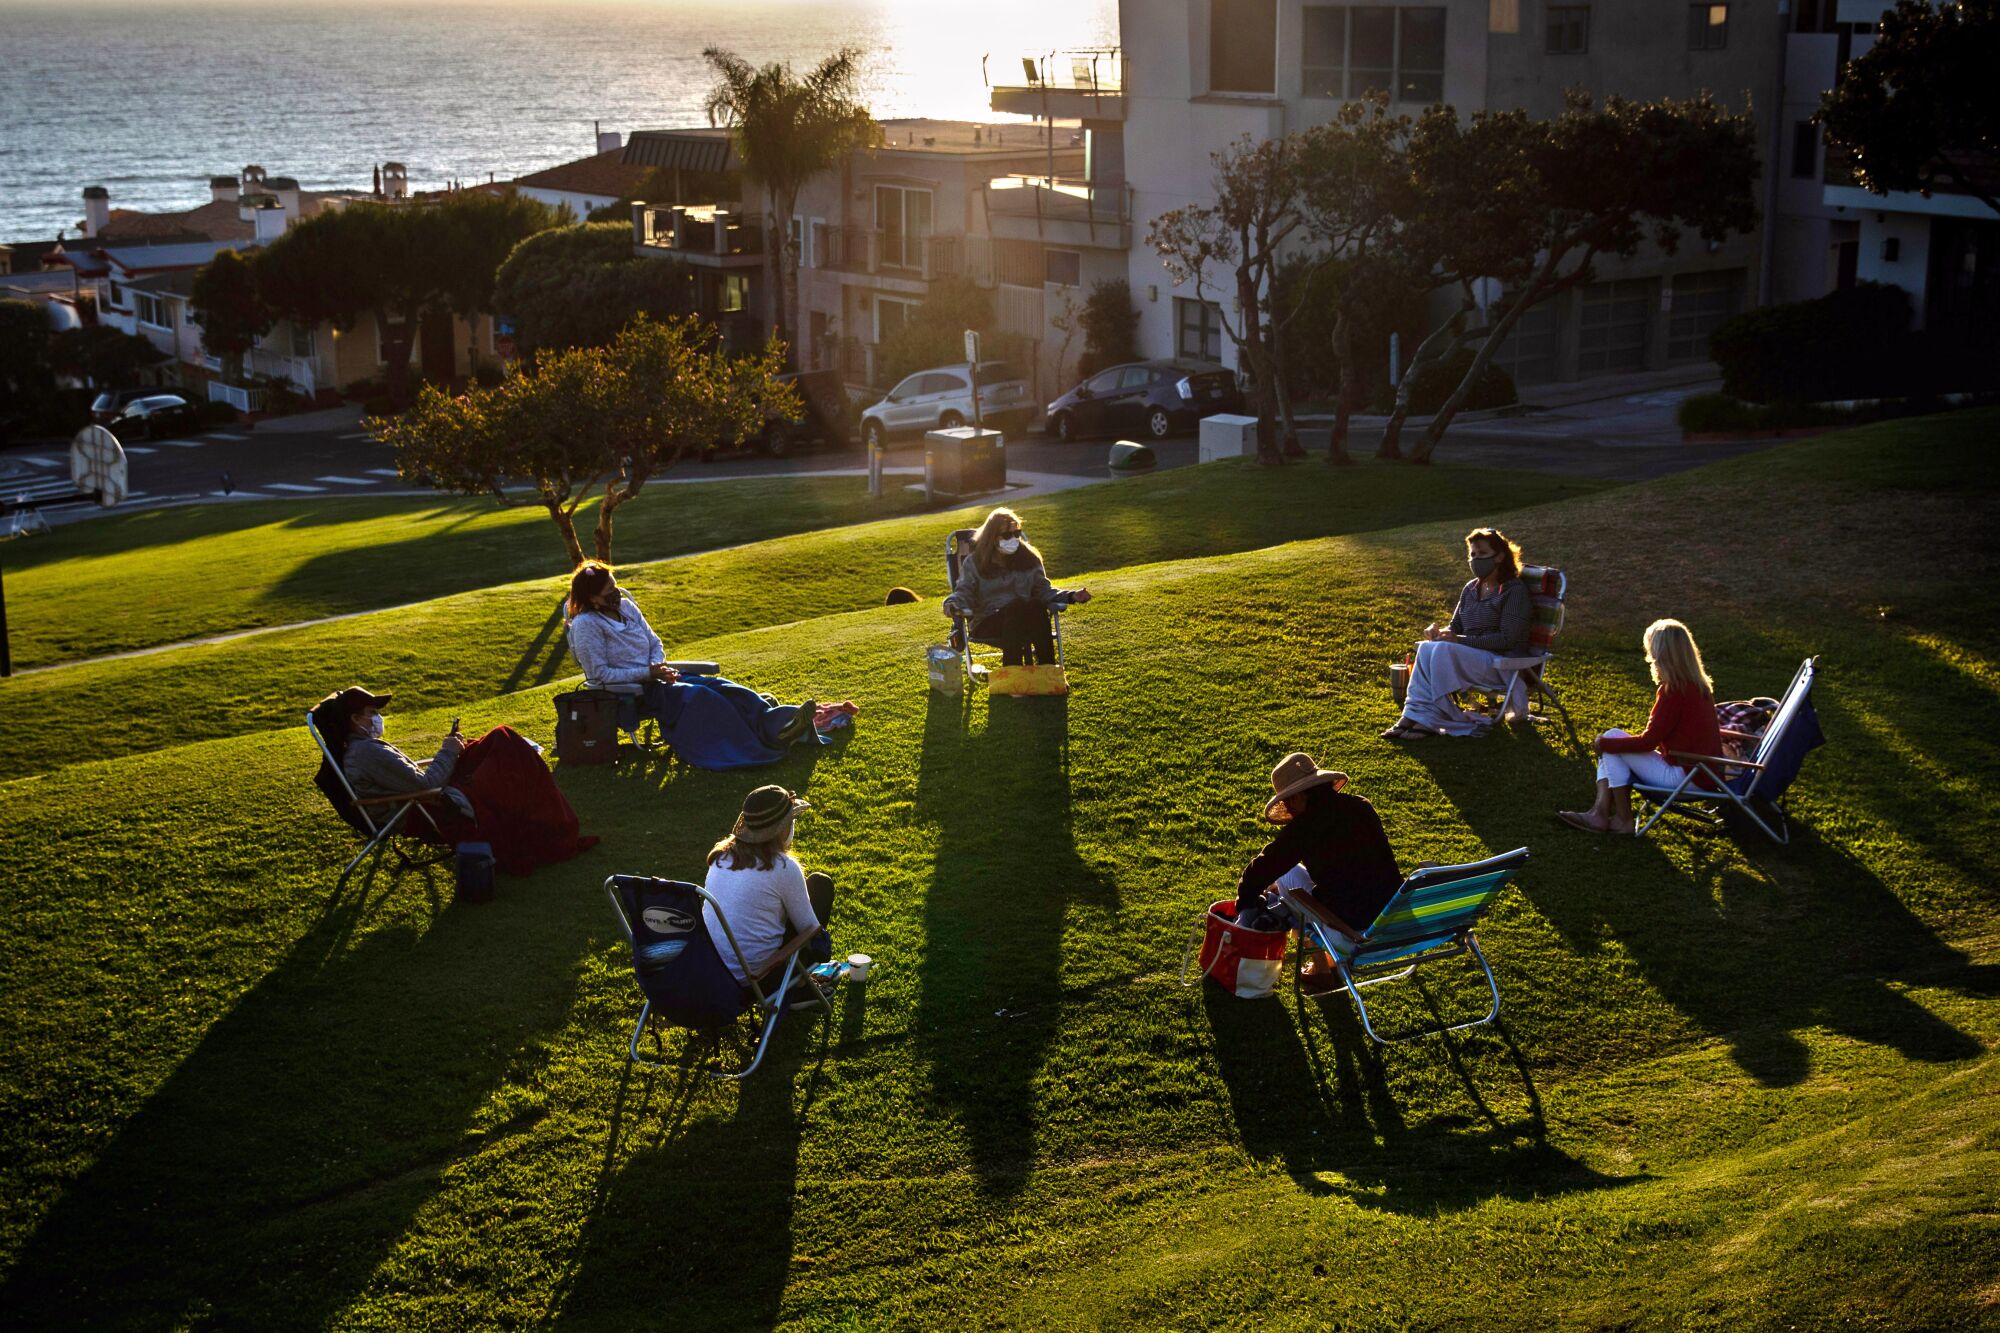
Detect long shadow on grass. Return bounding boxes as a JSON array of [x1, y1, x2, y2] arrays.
[[1198, 983, 1637, 1210], [914, 690, 1120, 1196], [1409, 708, 1989, 1087], [503, 597, 578, 696], [0, 854, 592, 1330]]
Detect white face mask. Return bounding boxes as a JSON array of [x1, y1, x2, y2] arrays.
[[364, 713, 385, 740], [997, 537, 1022, 555]]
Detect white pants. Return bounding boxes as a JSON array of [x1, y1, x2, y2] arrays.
[[1272, 865, 1355, 958], [1400, 639, 1522, 736], [1594, 728, 1689, 790]]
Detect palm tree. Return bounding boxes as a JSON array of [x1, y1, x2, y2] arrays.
[[703, 46, 879, 368]]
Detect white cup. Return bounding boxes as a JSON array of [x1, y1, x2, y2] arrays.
[[846, 953, 872, 984]]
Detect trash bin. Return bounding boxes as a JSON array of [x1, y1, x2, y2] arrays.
[[923, 426, 1006, 501]]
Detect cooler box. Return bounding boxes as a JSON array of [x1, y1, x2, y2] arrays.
[[924, 427, 1006, 499]]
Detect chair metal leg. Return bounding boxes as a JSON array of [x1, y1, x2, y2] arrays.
[[1318, 932, 1503, 1046], [338, 802, 414, 892]]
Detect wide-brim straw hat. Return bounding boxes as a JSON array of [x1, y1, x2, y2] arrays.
[[733, 784, 811, 841], [1262, 751, 1348, 823]]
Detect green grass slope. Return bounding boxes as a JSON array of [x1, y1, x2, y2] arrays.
[[1, 412, 1995, 1328], [0, 459, 1603, 781]]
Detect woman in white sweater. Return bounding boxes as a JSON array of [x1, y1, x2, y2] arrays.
[[703, 784, 835, 1001], [566, 561, 828, 769]]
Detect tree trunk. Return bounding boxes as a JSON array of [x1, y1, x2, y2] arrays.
[[544, 495, 585, 568], [1413, 259, 1565, 463], [378, 306, 419, 404], [1267, 302, 1305, 458], [769, 185, 797, 368], [1327, 307, 1353, 465], [592, 466, 652, 562], [1379, 307, 1465, 462]]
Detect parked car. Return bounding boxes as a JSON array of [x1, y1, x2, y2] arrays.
[[1044, 358, 1242, 442], [756, 368, 853, 457], [859, 361, 1036, 448], [106, 392, 203, 442], [90, 387, 161, 425]]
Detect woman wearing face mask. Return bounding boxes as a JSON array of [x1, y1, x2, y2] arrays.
[[321, 685, 597, 875], [566, 561, 845, 768], [1380, 527, 1532, 740], [943, 506, 1092, 666]]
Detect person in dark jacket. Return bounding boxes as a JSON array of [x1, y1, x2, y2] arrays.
[[1236, 752, 1404, 992], [943, 507, 1093, 665]]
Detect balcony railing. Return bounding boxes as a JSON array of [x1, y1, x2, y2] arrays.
[[207, 380, 267, 413], [988, 175, 1131, 224], [823, 229, 993, 284], [985, 47, 1122, 94], [632, 202, 765, 259]]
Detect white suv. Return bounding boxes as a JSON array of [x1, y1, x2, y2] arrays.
[[860, 361, 1035, 447]]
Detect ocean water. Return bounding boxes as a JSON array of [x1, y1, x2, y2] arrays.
[[0, 0, 1116, 242]]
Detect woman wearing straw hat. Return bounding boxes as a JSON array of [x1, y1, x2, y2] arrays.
[[1235, 752, 1404, 991], [702, 785, 836, 1005]]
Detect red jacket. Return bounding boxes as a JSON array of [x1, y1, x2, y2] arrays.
[[1601, 683, 1725, 780]]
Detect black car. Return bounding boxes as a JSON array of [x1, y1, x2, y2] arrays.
[[757, 368, 853, 456], [107, 392, 203, 442], [1045, 358, 1242, 442]]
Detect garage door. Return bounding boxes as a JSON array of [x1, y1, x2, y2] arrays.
[[1488, 298, 1561, 386], [1666, 269, 1745, 363], [1577, 278, 1654, 375]]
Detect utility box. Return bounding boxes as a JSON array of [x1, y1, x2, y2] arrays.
[[1198, 414, 1260, 463], [924, 426, 1006, 500]]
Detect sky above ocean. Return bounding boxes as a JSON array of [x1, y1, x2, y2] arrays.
[[0, 0, 1118, 241]]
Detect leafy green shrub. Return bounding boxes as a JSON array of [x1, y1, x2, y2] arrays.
[[1709, 282, 1912, 403], [876, 276, 995, 386], [1077, 280, 1140, 379], [201, 398, 240, 426]]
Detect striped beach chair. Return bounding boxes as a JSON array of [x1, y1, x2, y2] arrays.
[[1459, 565, 1569, 725], [1278, 847, 1529, 1044], [1632, 656, 1824, 843]]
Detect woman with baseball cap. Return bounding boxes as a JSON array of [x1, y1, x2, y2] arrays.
[[1235, 752, 1404, 992], [702, 785, 836, 1006]]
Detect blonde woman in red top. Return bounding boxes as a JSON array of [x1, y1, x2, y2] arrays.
[[1560, 618, 1726, 834]]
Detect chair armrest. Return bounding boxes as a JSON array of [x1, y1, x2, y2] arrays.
[[751, 924, 824, 988], [1275, 886, 1363, 941], [1488, 655, 1546, 671], [1669, 751, 1766, 771], [353, 787, 448, 806], [1718, 727, 1759, 741]]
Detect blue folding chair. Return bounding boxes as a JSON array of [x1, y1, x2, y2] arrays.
[[604, 875, 833, 1080], [1631, 656, 1824, 843], [1278, 847, 1529, 1044]]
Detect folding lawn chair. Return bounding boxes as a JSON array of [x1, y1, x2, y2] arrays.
[[945, 527, 1067, 685], [1631, 656, 1824, 843], [1278, 847, 1530, 1044], [1455, 565, 1570, 725], [306, 712, 451, 892], [559, 599, 722, 755], [604, 874, 834, 1080]]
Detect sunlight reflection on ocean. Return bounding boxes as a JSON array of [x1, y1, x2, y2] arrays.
[[0, 0, 1115, 240]]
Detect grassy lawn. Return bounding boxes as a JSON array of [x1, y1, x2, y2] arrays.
[[0, 475, 938, 669], [0, 459, 1605, 782], [0, 411, 1995, 1328]]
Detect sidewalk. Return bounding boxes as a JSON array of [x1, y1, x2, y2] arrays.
[[1297, 364, 1720, 429], [253, 402, 366, 434]]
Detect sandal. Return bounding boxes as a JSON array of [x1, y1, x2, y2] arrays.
[[1558, 810, 1609, 833], [1379, 720, 1416, 741]]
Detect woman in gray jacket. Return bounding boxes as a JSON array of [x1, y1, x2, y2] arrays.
[[944, 507, 1093, 665]]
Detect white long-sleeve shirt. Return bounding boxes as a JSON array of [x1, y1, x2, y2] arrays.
[[566, 597, 664, 694], [702, 852, 820, 984]]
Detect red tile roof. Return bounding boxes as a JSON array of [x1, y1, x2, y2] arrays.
[[97, 199, 255, 243], [512, 147, 650, 201]]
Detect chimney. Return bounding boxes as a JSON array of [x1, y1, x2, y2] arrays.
[[239, 191, 276, 222], [210, 174, 238, 204], [253, 198, 287, 241], [597, 126, 623, 155], [268, 176, 301, 221], [82, 186, 110, 238], [381, 162, 408, 200], [373, 163, 382, 196], [241, 163, 268, 194]]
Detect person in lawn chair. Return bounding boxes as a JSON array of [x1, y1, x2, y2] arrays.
[[1381, 527, 1533, 740], [1234, 752, 1404, 994], [1560, 618, 1725, 835], [565, 561, 855, 768], [704, 785, 839, 1009], [943, 507, 1093, 666], [321, 686, 598, 876]]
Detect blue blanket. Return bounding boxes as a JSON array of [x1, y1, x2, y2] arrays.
[[640, 674, 825, 770]]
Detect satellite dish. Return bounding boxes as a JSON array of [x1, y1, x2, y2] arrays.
[[70, 425, 128, 507]]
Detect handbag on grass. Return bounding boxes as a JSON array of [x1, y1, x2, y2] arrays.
[[987, 664, 1068, 696], [927, 645, 964, 694]]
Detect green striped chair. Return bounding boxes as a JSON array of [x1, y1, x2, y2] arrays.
[[1458, 565, 1569, 725], [1277, 847, 1529, 1044]]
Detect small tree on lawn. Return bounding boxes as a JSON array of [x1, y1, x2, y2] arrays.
[[1382, 91, 1759, 463], [703, 46, 879, 367], [1148, 134, 1314, 464], [494, 221, 697, 354], [375, 315, 794, 565], [1817, 0, 2000, 217], [188, 248, 272, 384]]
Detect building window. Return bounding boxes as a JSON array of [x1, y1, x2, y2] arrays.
[[376, 317, 409, 366], [1689, 2, 1728, 48], [1210, 0, 1278, 93], [1546, 4, 1589, 52], [875, 295, 919, 344], [1176, 297, 1224, 361], [1790, 121, 1818, 179], [1300, 6, 1447, 102], [789, 215, 807, 266], [1577, 277, 1654, 374], [1045, 248, 1082, 287], [719, 274, 749, 314], [874, 185, 933, 270], [134, 293, 171, 329], [1666, 270, 1744, 362], [1487, 296, 1562, 386], [291, 324, 314, 359]]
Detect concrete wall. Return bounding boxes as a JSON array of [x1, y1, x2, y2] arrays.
[[1854, 213, 1933, 325]]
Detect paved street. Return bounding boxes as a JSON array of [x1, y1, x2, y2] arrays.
[[0, 373, 1781, 525]]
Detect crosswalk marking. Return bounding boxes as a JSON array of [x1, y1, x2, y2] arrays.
[[152, 438, 205, 448], [18, 455, 61, 468], [365, 468, 402, 478], [316, 475, 377, 486], [202, 432, 249, 441], [122, 445, 157, 455], [339, 431, 377, 441], [267, 482, 325, 493]]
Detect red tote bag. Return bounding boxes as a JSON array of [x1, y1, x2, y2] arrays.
[[1193, 899, 1289, 999]]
